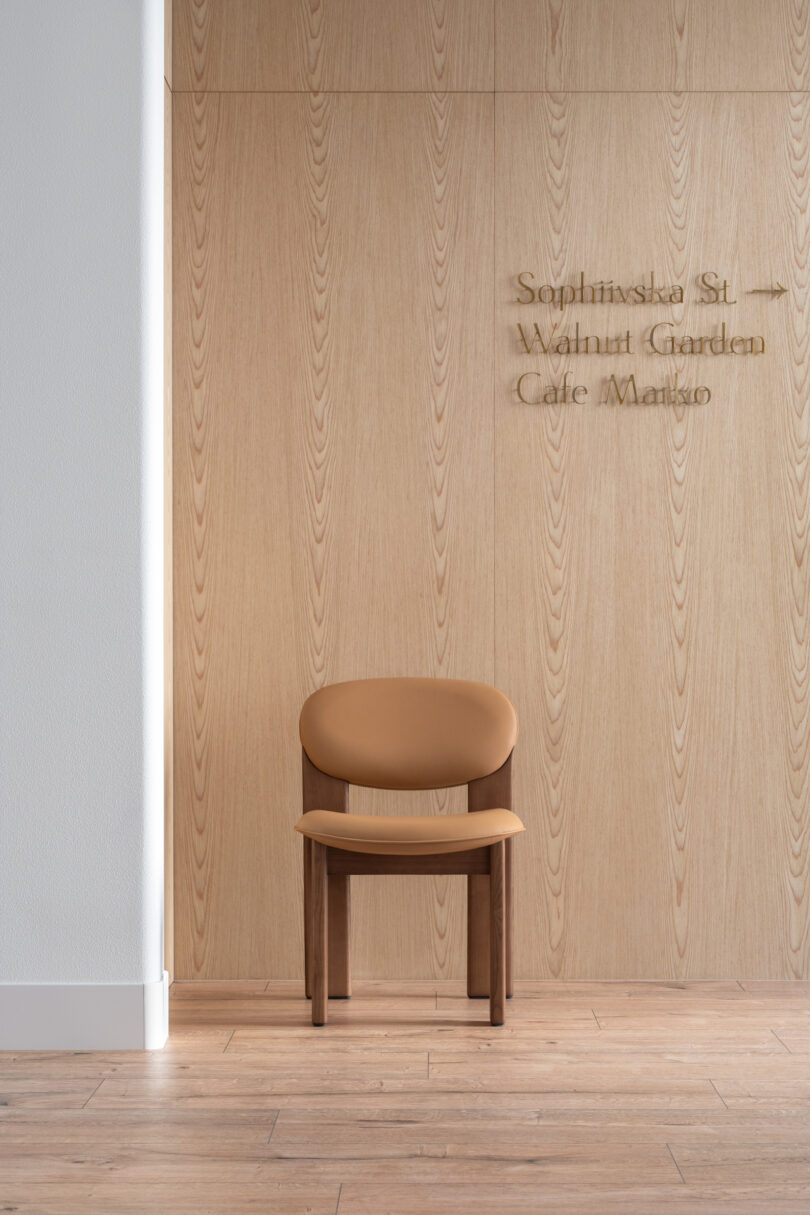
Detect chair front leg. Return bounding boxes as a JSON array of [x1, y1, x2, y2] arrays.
[[467, 755, 512, 1000], [467, 874, 490, 998], [303, 835, 312, 999], [328, 874, 351, 998], [311, 840, 328, 1026], [489, 840, 506, 1026], [505, 836, 513, 999]]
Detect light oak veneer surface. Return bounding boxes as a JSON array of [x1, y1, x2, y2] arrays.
[[172, 0, 810, 979], [173, 0, 494, 91], [496, 90, 807, 980], [497, 0, 810, 92], [173, 90, 493, 977], [164, 72, 174, 980]]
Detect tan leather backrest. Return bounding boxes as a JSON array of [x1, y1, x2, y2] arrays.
[[299, 678, 517, 790]]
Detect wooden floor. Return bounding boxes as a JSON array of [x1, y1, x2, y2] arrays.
[[1, 982, 810, 1213]]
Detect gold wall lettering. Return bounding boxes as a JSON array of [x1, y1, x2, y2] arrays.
[[512, 269, 776, 404], [516, 270, 684, 310], [602, 373, 711, 406], [647, 322, 765, 355]]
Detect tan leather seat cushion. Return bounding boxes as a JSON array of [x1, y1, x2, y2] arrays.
[[296, 808, 524, 855], [299, 678, 518, 790]]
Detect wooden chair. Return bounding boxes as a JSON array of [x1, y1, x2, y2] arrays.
[[295, 678, 524, 1026]]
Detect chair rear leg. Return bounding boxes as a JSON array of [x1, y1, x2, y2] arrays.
[[311, 840, 328, 1026], [489, 841, 506, 1026]]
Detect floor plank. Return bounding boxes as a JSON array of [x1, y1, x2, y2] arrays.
[[338, 1181, 810, 1214]]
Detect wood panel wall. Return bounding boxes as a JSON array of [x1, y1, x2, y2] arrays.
[[172, 0, 810, 979]]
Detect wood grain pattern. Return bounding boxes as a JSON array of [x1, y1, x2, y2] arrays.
[[333, 90, 492, 979], [4, 982, 810, 1212], [496, 93, 795, 978], [173, 94, 493, 978], [164, 76, 174, 980], [174, 92, 309, 979], [174, 89, 220, 978], [301, 88, 335, 693], [779, 88, 810, 976], [165, 0, 173, 88], [333, 92, 495, 977], [498, 92, 576, 981], [173, 0, 494, 92], [658, 89, 696, 976], [425, 90, 470, 974], [496, 0, 810, 92]]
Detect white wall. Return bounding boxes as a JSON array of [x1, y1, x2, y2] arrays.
[[0, 0, 166, 1048]]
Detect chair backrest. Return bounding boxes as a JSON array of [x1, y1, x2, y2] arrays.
[[299, 678, 517, 790]]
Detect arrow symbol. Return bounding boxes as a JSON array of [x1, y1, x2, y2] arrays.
[[747, 282, 787, 299]]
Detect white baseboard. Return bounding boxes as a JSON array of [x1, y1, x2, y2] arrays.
[[0, 971, 169, 1050]]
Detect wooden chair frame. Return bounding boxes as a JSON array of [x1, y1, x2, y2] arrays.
[[302, 748, 514, 1026]]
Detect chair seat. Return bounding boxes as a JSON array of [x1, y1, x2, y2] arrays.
[[296, 808, 524, 856]]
